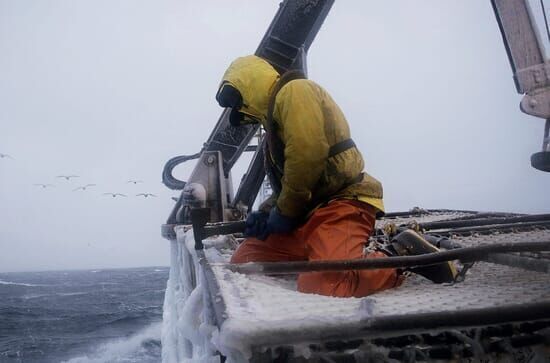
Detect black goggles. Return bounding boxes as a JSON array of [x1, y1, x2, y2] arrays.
[[216, 82, 243, 110], [216, 82, 260, 126]]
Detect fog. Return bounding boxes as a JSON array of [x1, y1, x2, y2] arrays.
[[1, 0, 548, 272]]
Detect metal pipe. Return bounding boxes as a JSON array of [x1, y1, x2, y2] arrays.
[[426, 221, 550, 236], [419, 214, 550, 231], [435, 212, 522, 221], [197, 249, 228, 328], [484, 252, 550, 273], [231, 138, 266, 211], [220, 241, 550, 275], [382, 209, 478, 218], [203, 221, 247, 238], [425, 233, 550, 273], [364, 301, 550, 333]]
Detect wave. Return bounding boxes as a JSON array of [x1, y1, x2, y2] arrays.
[[20, 291, 88, 300], [104, 314, 147, 327], [57, 292, 88, 297], [0, 279, 42, 287], [62, 321, 162, 363], [21, 293, 51, 300]]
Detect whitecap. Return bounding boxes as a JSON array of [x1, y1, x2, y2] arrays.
[[0, 279, 42, 287], [56, 292, 88, 297], [21, 293, 50, 300]]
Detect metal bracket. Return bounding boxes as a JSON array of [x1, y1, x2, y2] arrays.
[[521, 87, 550, 119], [170, 151, 241, 225], [517, 63, 550, 95]]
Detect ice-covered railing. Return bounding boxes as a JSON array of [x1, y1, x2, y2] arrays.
[[161, 228, 219, 363], [162, 227, 251, 362], [161, 214, 550, 362]]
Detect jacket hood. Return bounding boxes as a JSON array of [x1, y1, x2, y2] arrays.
[[219, 55, 279, 124]]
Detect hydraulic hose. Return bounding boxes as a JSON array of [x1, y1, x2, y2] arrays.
[[161, 152, 201, 190], [221, 241, 550, 275]]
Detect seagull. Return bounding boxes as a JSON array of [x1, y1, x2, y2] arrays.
[[34, 183, 54, 189], [73, 184, 96, 191], [56, 175, 80, 181], [136, 193, 157, 198], [103, 193, 127, 198], [0, 153, 13, 159], [126, 180, 143, 185]]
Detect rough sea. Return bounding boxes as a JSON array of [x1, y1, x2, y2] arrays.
[[0, 267, 168, 363]]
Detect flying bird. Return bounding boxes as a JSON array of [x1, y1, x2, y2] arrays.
[[73, 184, 96, 191], [126, 180, 143, 185], [0, 153, 13, 159], [56, 175, 80, 181], [103, 193, 127, 198], [34, 183, 54, 189], [136, 193, 157, 198]]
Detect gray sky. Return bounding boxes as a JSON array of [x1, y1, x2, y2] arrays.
[[1, 0, 549, 273]]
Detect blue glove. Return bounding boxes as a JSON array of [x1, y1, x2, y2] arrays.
[[259, 207, 299, 240], [244, 211, 269, 238]]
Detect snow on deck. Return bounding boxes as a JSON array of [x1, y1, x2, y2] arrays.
[[162, 213, 550, 362], [376, 211, 477, 229]]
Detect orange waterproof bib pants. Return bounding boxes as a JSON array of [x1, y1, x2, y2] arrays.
[[230, 199, 403, 298]]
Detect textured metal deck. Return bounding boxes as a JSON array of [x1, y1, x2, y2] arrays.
[[195, 210, 550, 360]]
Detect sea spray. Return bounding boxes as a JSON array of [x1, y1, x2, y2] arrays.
[[62, 322, 162, 363]]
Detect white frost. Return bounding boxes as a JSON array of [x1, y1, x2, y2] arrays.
[[161, 229, 220, 363], [161, 221, 550, 362]]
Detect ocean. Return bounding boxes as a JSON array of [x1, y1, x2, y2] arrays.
[[0, 267, 168, 363]]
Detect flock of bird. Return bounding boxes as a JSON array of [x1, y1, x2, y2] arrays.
[[1, 153, 158, 199]]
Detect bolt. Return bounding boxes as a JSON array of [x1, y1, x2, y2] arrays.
[[529, 98, 538, 109], [207, 155, 215, 165]]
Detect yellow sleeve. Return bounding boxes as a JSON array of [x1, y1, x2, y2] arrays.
[[273, 81, 329, 217]]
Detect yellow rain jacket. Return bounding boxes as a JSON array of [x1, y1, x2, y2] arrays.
[[220, 55, 384, 218]]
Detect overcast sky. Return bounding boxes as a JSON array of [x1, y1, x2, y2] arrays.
[[1, 0, 549, 273]]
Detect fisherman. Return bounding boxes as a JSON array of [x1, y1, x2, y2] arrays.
[[216, 55, 456, 298]]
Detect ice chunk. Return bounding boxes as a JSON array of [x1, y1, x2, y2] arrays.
[[161, 229, 219, 363]]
